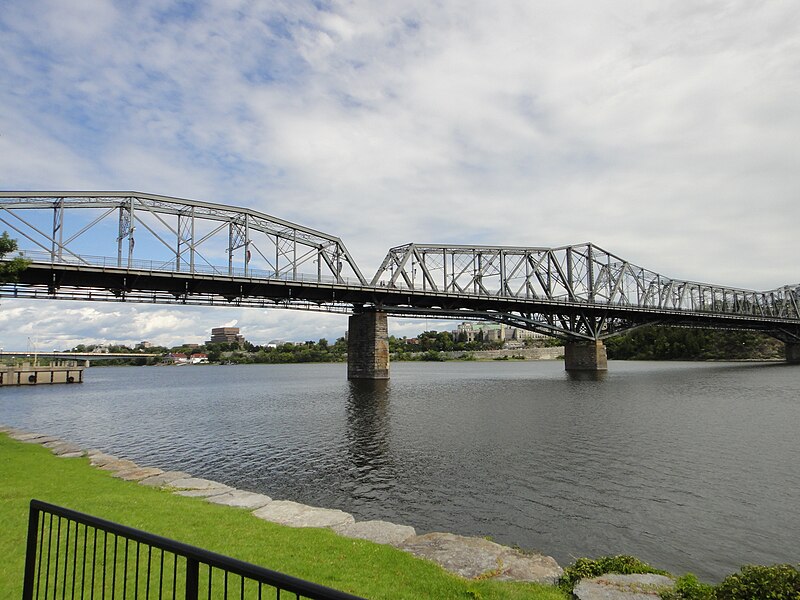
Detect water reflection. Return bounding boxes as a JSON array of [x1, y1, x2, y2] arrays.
[[345, 379, 393, 476], [565, 370, 608, 382]]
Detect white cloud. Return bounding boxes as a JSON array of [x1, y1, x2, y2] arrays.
[[1, 0, 799, 347]]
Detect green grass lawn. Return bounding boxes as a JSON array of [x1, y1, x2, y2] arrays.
[[0, 433, 567, 599]]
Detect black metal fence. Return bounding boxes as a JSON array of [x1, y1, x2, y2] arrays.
[[23, 500, 367, 600]]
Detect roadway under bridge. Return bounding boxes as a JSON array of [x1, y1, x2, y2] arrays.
[[2, 191, 799, 377]]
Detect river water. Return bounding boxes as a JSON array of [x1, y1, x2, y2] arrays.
[[1, 360, 798, 581]]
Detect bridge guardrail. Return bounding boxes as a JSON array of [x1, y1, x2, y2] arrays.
[[18, 250, 364, 287]]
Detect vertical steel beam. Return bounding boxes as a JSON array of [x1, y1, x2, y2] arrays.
[[51, 198, 64, 262], [228, 221, 234, 276], [245, 214, 250, 277], [190, 206, 196, 274], [292, 229, 297, 280], [127, 197, 135, 268], [443, 248, 448, 292], [176, 213, 184, 272]]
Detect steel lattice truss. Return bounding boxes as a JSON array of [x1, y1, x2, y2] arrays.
[[2, 192, 799, 343], [0, 192, 366, 285], [370, 243, 800, 342]]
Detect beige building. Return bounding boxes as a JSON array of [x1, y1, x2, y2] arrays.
[[206, 327, 246, 346], [452, 322, 547, 343]]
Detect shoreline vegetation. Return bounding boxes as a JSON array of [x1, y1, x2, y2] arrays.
[[10, 327, 785, 368]]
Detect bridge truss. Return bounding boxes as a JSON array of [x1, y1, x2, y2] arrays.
[[2, 192, 799, 344], [370, 243, 800, 342], [0, 191, 366, 286]]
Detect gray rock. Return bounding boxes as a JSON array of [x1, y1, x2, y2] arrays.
[[169, 477, 234, 497], [574, 573, 675, 600], [253, 500, 355, 529], [57, 451, 86, 459], [174, 487, 233, 498], [206, 490, 273, 509], [44, 441, 84, 456], [113, 467, 164, 481], [399, 532, 562, 584], [7, 430, 43, 441], [89, 453, 121, 467], [168, 477, 231, 490], [97, 459, 140, 472], [333, 520, 416, 546], [139, 471, 193, 487], [22, 435, 63, 445]]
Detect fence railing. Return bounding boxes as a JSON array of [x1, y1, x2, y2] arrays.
[[23, 499, 366, 600]]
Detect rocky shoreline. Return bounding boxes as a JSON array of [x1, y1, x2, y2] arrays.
[[1, 424, 563, 585]]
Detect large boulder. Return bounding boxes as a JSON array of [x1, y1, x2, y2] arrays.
[[399, 532, 562, 583], [253, 500, 354, 529], [573, 573, 675, 600], [333, 520, 416, 546]]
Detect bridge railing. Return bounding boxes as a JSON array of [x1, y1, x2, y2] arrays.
[[23, 499, 365, 600], [18, 250, 367, 288]]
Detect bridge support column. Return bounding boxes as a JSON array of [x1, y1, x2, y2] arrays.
[[347, 310, 389, 380], [786, 343, 800, 364], [564, 340, 608, 371]]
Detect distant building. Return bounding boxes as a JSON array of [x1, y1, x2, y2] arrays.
[[206, 327, 246, 346], [136, 341, 153, 349], [165, 353, 189, 364], [452, 322, 547, 343], [190, 353, 209, 364]]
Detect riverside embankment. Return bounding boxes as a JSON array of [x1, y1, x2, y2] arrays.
[[0, 426, 565, 600]]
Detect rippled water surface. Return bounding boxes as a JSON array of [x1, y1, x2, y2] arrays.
[[2, 360, 798, 580]]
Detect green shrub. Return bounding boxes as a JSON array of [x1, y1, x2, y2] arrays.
[[661, 573, 715, 600], [557, 555, 669, 594], [715, 564, 800, 600]]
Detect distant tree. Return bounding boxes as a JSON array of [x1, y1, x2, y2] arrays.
[[0, 232, 30, 283]]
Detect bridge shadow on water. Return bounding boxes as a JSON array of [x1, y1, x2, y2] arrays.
[[345, 380, 393, 483], [565, 370, 608, 382]]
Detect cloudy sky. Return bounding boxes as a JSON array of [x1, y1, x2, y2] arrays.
[[1, 1, 798, 350]]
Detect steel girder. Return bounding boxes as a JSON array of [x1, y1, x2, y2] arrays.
[[0, 192, 366, 285], [370, 243, 800, 341], [2, 192, 799, 344]]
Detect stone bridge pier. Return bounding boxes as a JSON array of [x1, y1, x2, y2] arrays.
[[347, 310, 390, 380], [787, 343, 800, 364], [564, 340, 608, 371]]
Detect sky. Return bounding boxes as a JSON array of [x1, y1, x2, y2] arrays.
[[1, 0, 799, 350]]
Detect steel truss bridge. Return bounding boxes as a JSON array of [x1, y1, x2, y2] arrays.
[[2, 191, 799, 346]]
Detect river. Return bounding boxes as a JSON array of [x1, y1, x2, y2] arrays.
[[1, 360, 798, 581]]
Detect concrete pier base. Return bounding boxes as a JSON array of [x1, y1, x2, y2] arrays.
[[564, 341, 608, 371], [347, 310, 389, 380], [786, 343, 800, 364]]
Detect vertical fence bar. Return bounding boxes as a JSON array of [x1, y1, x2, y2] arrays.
[[61, 517, 71, 600], [22, 503, 41, 600], [185, 557, 199, 600], [71, 521, 79, 600]]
